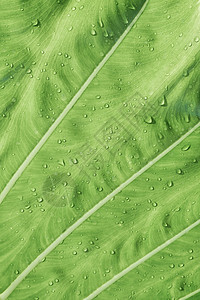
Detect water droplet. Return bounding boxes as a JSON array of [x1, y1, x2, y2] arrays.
[[178, 263, 184, 268], [97, 187, 103, 192], [184, 114, 190, 123], [167, 181, 174, 187], [176, 168, 183, 175], [181, 144, 191, 151], [159, 95, 167, 106], [37, 197, 43, 203], [129, 3, 136, 10], [91, 29, 97, 36], [183, 69, 189, 77], [32, 19, 40, 26], [99, 19, 104, 28], [72, 158, 78, 164], [58, 159, 65, 166], [73, 251, 77, 255], [144, 116, 155, 124]]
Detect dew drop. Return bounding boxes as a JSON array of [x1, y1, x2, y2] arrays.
[[181, 144, 191, 151], [72, 158, 78, 164], [159, 95, 167, 106], [167, 181, 174, 187], [32, 19, 40, 26], [144, 116, 154, 124], [176, 168, 183, 175], [91, 29, 97, 36]]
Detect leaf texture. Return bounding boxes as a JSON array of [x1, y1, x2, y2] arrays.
[[0, 0, 200, 299]]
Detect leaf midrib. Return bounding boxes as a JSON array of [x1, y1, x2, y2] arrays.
[[84, 219, 200, 300], [0, 121, 199, 300], [0, 0, 149, 205]]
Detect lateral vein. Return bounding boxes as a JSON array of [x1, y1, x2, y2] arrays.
[[0, 121, 199, 300], [179, 288, 200, 300], [0, 0, 149, 205], [84, 219, 200, 300]]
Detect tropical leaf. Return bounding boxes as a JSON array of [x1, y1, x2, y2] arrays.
[[0, 0, 200, 299]]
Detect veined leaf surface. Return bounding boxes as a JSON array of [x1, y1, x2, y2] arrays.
[[0, 0, 200, 299]]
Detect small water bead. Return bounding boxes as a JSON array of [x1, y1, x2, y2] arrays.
[[178, 263, 184, 268], [99, 19, 104, 28], [68, 26, 73, 31], [169, 264, 175, 268], [176, 168, 184, 175], [49, 281, 54, 286], [144, 116, 154, 124], [159, 95, 167, 106], [72, 158, 78, 164], [175, 207, 181, 212], [110, 250, 115, 255], [181, 144, 191, 151], [91, 29, 97, 36], [129, 3, 136, 10], [167, 181, 174, 187], [183, 69, 189, 77], [195, 37, 199, 43], [14, 270, 19, 275], [37, 197, 43, 203], [72, 251, 77, 255], [32, 19, 40, 26]]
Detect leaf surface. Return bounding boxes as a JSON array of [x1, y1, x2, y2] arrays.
[[0, 0, 200, 299]]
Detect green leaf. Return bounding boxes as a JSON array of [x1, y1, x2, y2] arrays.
[[0, 0, 200, 299]]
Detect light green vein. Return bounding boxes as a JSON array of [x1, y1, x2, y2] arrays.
[[0, 0, 149, 205], [84, 219, 200, 300], [0, 121, 199, 300]]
